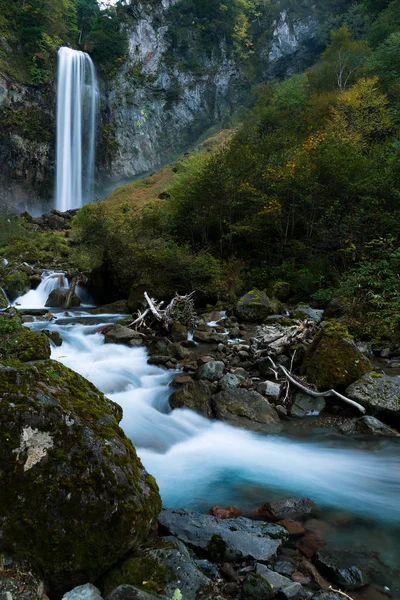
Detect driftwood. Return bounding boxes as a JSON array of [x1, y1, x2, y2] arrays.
[[64, 276, 77, 309], [268, 356, 366, 414], [130, 291, 196, 331], [329, 587, 355, 600]]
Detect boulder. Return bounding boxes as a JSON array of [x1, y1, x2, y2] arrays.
[[101, 538, 216, 600], [240, 573, 273, 600], [3, 272, 30, 302], [169, 381, 213, 418], [302, 323, 371, 391], [169, 321, 188, 342], [293, 305, 323, 322], [195, 360, 225, 382], [255, 564, 302, 598], [235, 290, 280, 322], [208, 505, 241, 519], [106, 585, 158, 600], [212, 389, 282, 433], [338, 415, 399, 436], [219, 373, 241, 390], [92, 301, 129, 315], [104, 325, 142, 345], [193, 330, 228, 344], [45, 288, 81, 308], [257, 381, 282, 400], [62, 584, 102, 600], [0, 359, 161, 595], [158, 508, 288, 562], [346, 373, 400, 423], [315, 549, 372, 590], [291, 393, 326, 418], [323, 298, 351, 319], [255, 497, 317, 522], [43, 329, 63, 347]]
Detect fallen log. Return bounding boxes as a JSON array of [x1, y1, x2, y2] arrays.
[[267, 357, 366, 414]]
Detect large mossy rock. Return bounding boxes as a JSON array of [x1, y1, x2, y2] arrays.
[[0, 312, 51, 362], [302, 323, 371, 391], [235, 290, 280, 322], [0, 359, 161, 596], [45, 287, 81, 308], [2, 271, 31, 301]]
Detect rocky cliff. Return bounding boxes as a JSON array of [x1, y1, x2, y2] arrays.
[[0, 0, 319, 212]]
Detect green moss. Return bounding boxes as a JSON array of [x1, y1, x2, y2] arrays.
[[101, 541, 177, 596], [302, 323, 371, 390], [206, 534, 228, 562], [0, 328, 51, 362], [2, 272, 31, 302]]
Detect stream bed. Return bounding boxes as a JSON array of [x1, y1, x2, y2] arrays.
[[21, 309, 400, 597]]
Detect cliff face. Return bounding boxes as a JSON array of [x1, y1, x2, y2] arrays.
[[101, 0, 245, 182], [0, 0, 318, 212]]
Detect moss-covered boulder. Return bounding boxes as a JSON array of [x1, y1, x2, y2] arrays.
[[2, 271, 31, 301], [0, 359, 161, 596], [302, 323, 371, 391], [45, 287, 81, 308], [235, 290, 280, 322], [0, 327, 51, 362]]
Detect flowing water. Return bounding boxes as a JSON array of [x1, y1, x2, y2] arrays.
[[12, 281, 400, 593], [56, 47, 98, 212]]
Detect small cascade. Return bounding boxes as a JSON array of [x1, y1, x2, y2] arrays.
[[14, 272, 69, 309], [55, 47, 98, 212]]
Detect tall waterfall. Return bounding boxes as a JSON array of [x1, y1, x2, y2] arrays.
[[55, 47, 98, 212]]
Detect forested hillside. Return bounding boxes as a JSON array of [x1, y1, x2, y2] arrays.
[[71, 0, 400, 342]]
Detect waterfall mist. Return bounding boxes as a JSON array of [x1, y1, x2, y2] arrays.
[[55, 47, 98, 212]]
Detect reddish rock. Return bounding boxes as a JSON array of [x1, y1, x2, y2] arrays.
[[292, 572, 311, 585], [208, 505, 242, 519], [169, 374, 193, 386], [199, 356, 215, 364], [300, 559, 330, 590], [277, 519, 305, 537], [296, 531, 326, 559]]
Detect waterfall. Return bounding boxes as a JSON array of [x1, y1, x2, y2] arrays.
[[55, 47, 98, 212], [13, 272, 69, 309]]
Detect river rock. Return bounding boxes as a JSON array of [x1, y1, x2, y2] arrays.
[[256, 564, 302, 597], [338, 415, 399, 436], [193, 330, 228, 344], [346, 373, 400, 422], [102, 537, 217, 600], [0, 359, 161, 595], [92, 300, 129, 314], [220, 372, 241, 390], [255, 497, 317, 522], [104, 325, 142, 345], [208, 505, 241, 519], [158, 508, 288, 562], [293, 305, 323, 322], [43, 329, 63, 347], [169, 321, 188, 342], [45, 287, 81, 308], [315, 549, 372, 590], [240, 573, 273, 600], [106, 585, 158, 600], [302, 323, 371, 390], [235, 290, 280, 322], [257, 381, 282, 400], [212, 389, 282, 433], [169, 380, 213, 417], [291, 393, 326, 418], [312, 593, 344, 600], [62, 584, 102, 600], [195, 360, 225, 382]]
